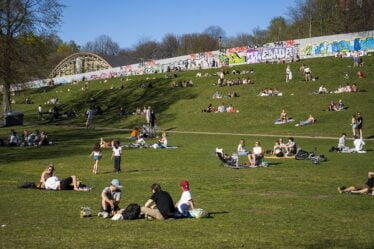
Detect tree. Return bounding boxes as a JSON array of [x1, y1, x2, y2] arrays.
[[82, 35, 120, 56], [203, 25, 226, 40], [267, 16, 289, 42], [251, 26, 268, 46], [160, 33, 180, 58], [0, 0, 64, 122]]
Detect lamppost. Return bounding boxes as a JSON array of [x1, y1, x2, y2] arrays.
[[218, 36, 222, 52]]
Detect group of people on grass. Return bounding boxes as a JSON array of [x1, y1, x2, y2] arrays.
[[212, 91, 239, 99], [170, 80, 194, 88], [327, 100, 346, 111], [202, 103, 239, 113], [258, 88, 282, 96], [98, 180, 197, 220], [39, 163, 198, 220], [1, 129, 50, 147]]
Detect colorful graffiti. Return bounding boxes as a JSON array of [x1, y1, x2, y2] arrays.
[[303, 37, 374, 56], [246, 46, 297, 64]]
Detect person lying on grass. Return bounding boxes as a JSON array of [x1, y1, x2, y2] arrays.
[[41, 165, 89, 191], [98, 179, 122, 218], [338, 172, 374, 195], [295, 114, 316, 126], [141, 183, 177, 220]]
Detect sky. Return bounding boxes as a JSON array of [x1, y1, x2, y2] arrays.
[[58, 0, 295, 48]]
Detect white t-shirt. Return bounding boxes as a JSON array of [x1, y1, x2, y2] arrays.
[[253, 146, 263, 155], [354, 138, 365, 152], [237, 144, 247, 153], [45, 176, 60, 190], [113, 146, 122, 156], [177, 191, 192, 213], [338, 136, 346, 148]]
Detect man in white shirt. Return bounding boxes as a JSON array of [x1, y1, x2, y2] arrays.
[[352, 136, 365, 153], [44, 175, 82, 191]]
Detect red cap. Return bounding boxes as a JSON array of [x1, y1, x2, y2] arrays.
[[180, 180, 189, 191]]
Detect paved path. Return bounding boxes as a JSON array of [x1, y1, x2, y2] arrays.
[[58, 125, 374, 141]]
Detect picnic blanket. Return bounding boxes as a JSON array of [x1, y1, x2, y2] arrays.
[[274, 118, 294, 124]]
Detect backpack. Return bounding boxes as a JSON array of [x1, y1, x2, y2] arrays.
[[122, 203, 141, 220], [19, 182, 37, 189], [295, 150, 309, 160]]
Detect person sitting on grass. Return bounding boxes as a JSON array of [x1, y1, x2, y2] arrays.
[[38, 131, 50, 146], [39, 163, 55, 188], [141, 183, 177, 220], [43, 168, 87, 191], [285, 137, 297, 155], [129, 127, 139, 140], [273, 141, 284, 157], [318, 85, 328, 94], [337, 99, 346, 110], [212, 91, 222, 99], [98, 179, 122, 218], [337, 133, 349, 152], [153, 132, 168, 149], [237, 139, 248, 156], [226, 104, 238, 113], [202, 104, 214, 113], [8, 129, 20, 146], [296, 114, 316, 126], [175, 180, 195, 218], [217, 103, 226, 113], [279, 110, 288, 123], [328, 101, 339, 111], [349, 135, 366, 153], [248, 141, 264, 166], [338, 172, 374, 195]]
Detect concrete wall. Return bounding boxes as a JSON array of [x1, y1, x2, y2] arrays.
[[23, 30, 374, 88]]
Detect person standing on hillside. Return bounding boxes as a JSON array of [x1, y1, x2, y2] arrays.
[[111, 141, 122, 173], [286, 65, 292, 83], [85, 107, 95, 129], [146, 106, 151, 126], [356, 112, 363, 138], [38, 105, 44, 120]]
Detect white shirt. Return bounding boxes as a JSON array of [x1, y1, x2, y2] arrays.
[[253, 146, 263, 155], [177, 191, 192, 213], [45, 176, 60, 190], [38, 106, 42, 112], [237, 144, 246, 153], [113, 146, 122, 156], [338, 136, 346, 148], [354, 138, 365, 152]]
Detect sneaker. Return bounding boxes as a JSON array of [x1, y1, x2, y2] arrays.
[[102, 212, 109, 218], [97, 211, 104, 217]]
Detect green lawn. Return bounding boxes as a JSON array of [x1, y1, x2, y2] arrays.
[[0, 55, 374, 249]]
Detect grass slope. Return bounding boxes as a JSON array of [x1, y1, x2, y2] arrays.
[[0, 55, 373, 249]]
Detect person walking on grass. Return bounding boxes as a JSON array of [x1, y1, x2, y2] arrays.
[[112, 140, 122, 173], [85, 107, 95, 129], [89, 142, 102, 174]]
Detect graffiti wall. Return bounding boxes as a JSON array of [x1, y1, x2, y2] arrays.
[[21, 30, 374, 88], [298, 30, 374, 57], [246, 46, 297, 64], [302, 37, 374, 56]]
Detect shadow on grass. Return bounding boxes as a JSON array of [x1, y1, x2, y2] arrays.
[[0, 128, 121, 164], [48, 78, 198, 129], [303, 239, 373, 249]]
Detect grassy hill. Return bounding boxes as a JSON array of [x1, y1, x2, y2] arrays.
[[0, 55, 373, 249]]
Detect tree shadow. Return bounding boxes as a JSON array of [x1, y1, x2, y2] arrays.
[[50, 78, 197, 129], [0, 128, 120, 164]]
